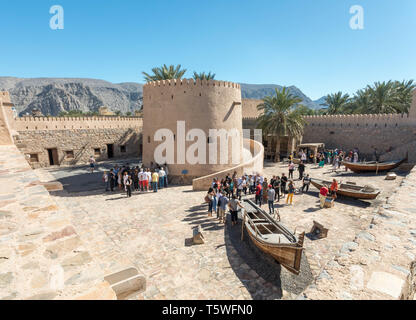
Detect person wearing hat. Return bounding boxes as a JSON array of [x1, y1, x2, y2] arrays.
[[267, 184, 276, 214]]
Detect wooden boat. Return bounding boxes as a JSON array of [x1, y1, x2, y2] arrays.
[[341, 156, 407, 173], [241, 199, 304, 275], [310, 178, 380, 200]]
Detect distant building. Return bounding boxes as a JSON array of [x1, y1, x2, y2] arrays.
[[98, 106, 114, 116]]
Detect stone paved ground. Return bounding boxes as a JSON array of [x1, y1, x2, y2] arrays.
[[36, 160, 407, 300], [0, 145, 115, 300]]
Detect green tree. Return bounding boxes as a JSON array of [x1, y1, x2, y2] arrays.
[[322, 92, 350, 115], [125, 111, 132, 116], [365, 81, 401, 114], [256, 87, 305, 162], [393, 80, 416, 113], [142, 64, 187, 82], [115, 110, 121, 116], [192, 72, 216, 80], [346, 89, 371, 114]]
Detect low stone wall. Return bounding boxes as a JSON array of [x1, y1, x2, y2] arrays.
[[192, 139, 264, 191], [299, 167, 416, 300]]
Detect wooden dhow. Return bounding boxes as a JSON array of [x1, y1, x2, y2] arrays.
[[341, 155, 407, 174], [310, 178, 381, 200], [241, 199, 304, 275]]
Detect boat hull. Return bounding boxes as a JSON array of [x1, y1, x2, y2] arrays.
[[342, 157, 407, 173], [310, 179, 380, 200], [244, 224, 304, 274]]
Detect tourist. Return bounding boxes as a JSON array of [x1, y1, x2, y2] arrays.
[[103, 171, 109, 191], [164, 164, 169, 187], [117, 170, 122, 190], [262, 178, 269, 204], [218, 192, 229, 224], [288, 161, 295, 179], [145, 168, 152, 191], [298, 162, 305, 180], [273, 176, 281, 202], [286, 180, 295, 205], [133, 168, 139, 191], [109, 169, 116, 191], [215, 187, 222, 218], [330, 178, 338, 199], [89, 156, 96, 173], [151, 170, 159, 192], [249, 175, 255, 194], [281, 173, 288, 194], [301, 150, 307, 164], [242, 176, 248, 196], [206, 188, 215, 217], [138, 168, 145, 191], [125, 175, 133, 198], [123, 171, 129, 188], [333, 155, 339, 170], [319, 185, 329, 208], [301, 174, 311, 193], [236, 176, 244, 200], [159, 167, 166, 189], [255, 181, 263, 206], [267, 185, 275, 214], [319, 155, 325, 168], [228, 195, 243, 226], [353, 151, 359, 163]]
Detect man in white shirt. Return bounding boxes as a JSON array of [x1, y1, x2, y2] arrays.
[[237, 177, 244, 200], [138, 169, 145, 192], [145, 169, 152, 191], [159, 167, 166, 189]]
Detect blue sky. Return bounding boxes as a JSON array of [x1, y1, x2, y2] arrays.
[[0, 0, 415, 99]]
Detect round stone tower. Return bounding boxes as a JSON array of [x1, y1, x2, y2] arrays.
[[142, 78, 243, 184]]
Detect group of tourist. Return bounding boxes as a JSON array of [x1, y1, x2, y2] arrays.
[[297, 148, 361, 171], [205, 164, 317, 224], [101, 162, 169, 198]]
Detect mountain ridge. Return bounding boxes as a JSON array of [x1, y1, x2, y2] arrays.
[[0, 77, 324, 116]]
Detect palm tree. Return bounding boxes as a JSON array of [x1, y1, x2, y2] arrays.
[[365, 81, 401, 114], [256, 87, 305, 162], [322, 92, 350, 114], [193, 72, 216, 80], [393, 80, 416, 113], [142, 64, 187, 82], [348, 89, 371, 114]]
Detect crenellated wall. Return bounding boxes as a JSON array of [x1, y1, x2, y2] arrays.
[[0, 91, 143, 168], [302, 112, 416, 162], [142, 78, 244, 184]]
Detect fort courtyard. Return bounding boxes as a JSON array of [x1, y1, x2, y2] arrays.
[[1, 78, 416, 300]]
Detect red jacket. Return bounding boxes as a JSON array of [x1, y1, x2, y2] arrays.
[[320, 187, 329, 196]]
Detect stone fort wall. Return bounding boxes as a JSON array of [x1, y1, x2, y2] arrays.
[[302, 90, 416, 163], [0, 92, 143, 168], [142, 79, 243, 184], [302, 113, 416, 161]]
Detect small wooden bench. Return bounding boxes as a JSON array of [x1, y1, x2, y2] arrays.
[[310, 221, 329, 239]]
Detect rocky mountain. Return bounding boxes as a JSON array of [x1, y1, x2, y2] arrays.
[[0, 77, 323, 116], [313, 96, 328, 109], [240, 83, 322, 110], [0, 77, 143, 116]]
